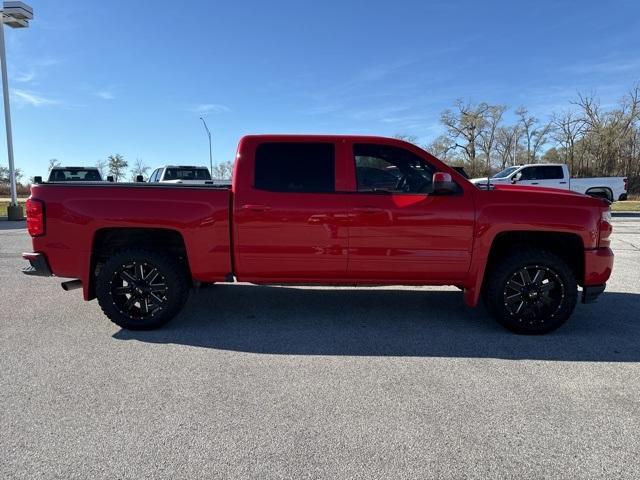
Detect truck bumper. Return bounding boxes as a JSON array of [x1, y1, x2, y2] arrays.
[[22, 252, 53, 277], [581, 247, 613, 303], [583, 247, 614, 286]]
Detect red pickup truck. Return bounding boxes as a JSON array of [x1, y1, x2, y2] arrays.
[[23, 135, 614, 334]]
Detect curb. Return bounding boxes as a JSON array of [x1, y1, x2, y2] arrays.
[[612, 212, 640, 217]]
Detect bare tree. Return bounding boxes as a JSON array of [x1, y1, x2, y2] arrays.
[[0, 165, 23, 186], [427, 134, 456, 162], [393, 134, 420, 146], [552, 110, 585, 174], [95, 159, 107, 178], [479, 105, 507, 171], [574, 88, 640, 176], [516, 106, 552, 163], [48, 159, 61, 172], [130, 157, 150, 181], [495, 125, 522, 169], [441, 99, 490, 166], [211, 161, 233, 180]]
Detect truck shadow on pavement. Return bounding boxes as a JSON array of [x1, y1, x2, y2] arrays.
[[114, 285, 640, 362]]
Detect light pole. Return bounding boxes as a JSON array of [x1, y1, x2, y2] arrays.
[[1, 1, 32, 221], [199, 117, 213, 177]]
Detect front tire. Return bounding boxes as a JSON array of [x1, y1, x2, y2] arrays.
[[96, 249, 189, 330], [484, 248, 578, 334]]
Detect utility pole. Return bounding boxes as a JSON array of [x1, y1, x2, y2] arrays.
[[0, 2, 33, 220], [199, 117, 212, 176]]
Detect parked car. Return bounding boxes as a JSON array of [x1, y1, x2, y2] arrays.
[[47, 166, 103, 182], [471, 164, 627, 201], [148, 165, 226, 185], [23, 135, 613, 335]]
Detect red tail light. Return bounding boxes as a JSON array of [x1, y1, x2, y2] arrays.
[[599, 209, 612, 248], [26, 198, 45, 237]]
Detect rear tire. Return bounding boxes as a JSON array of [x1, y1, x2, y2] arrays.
[[96, 249, 189, 330], [483, 248, 577, 334]]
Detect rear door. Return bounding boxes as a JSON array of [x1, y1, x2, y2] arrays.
[[347, 142, 475, 282], [233, 140, 350, 281]]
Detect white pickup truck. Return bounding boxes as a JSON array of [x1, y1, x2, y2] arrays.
[[147, 165, 228, 185], [471, 164, 628, 202]]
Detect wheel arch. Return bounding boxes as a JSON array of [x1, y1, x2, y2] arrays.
[[483, 231, 585, 291], [585, 186, 613, 202]]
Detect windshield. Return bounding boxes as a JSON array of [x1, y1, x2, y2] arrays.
[[492, 166, 520, 179], [164, 168, 212, 180]]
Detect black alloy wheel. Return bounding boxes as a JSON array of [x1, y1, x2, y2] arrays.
[[503, 265, 565, 324], [110, 261, 168, 320]]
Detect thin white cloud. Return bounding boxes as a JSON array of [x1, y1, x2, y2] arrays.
[[189, 103, 230, 114], [14, 70, 36, 83], [12, 89, 59, 107], [96, 90, 116, 100]]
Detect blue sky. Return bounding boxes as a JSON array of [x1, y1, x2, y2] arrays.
[[3, 0, 640, 180]]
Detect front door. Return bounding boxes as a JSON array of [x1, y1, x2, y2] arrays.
[[347, 142, 475, 283]]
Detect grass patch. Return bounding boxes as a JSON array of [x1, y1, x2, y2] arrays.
[[612, 200, 640, 212]]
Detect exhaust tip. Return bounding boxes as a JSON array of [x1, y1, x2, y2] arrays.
[[61, 279, 82, 291]]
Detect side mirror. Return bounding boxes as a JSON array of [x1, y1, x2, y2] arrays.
[[432, 172, 457, 195], [107, 175, 114, 182], [33, 176, 42, 184], [136, 175, 144, 182], [511, 172, 522, 184]]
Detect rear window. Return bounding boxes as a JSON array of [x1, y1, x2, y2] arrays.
[[49, 169, 102, 181], [540, 166, 564, 180], [254, 142, 335, 192], [163, 168, 211, 180]]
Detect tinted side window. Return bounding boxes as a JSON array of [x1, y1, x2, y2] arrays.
[[519, 166, 564, 180], [540, 166, 564, 180], [255, 142, 335, 192], [354, 144, 434, 194]]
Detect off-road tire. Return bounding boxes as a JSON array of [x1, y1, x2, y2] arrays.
[[95, 249, 189, 330], [484, 248, 578, 334]]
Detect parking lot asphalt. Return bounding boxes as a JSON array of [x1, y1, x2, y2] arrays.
[[1, 218, 639, 479]]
